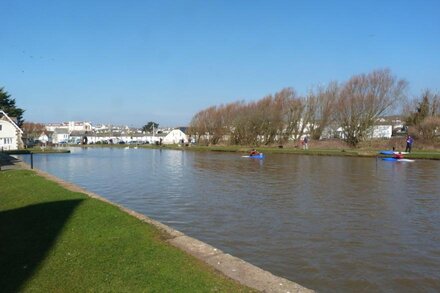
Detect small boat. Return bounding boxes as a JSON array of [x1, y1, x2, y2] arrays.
[[379, 150, 394, 155], [382, 157, 414, 162], [242, 153, 265, 159], [379, 150, 409, 155]]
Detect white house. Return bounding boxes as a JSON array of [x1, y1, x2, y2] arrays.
[[162, 128, 188, 144], [68, 121, 92, 132], [0, 110, 23, 150], [52, 128, 69, 144], [369, 125, 393, 138], [46, 121, 92, 132], [38, 132, 50, 144]]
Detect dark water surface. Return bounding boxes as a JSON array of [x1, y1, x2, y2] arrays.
[[17, 147, 440, 292]]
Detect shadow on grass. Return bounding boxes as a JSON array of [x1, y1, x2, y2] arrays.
[[0, 153, 21, 169], [0, 199, 83, 292]]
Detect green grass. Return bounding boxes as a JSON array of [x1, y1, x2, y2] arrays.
[[0, 170, 254, 293], [4, 148, 70, 154]]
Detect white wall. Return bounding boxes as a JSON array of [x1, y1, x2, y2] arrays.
[[0, 120, 19, 150], [370, 125, 392, 138], [52, 133, 69, 143], [163, 129, 188, 144]]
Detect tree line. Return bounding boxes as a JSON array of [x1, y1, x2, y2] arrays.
[[188, 69, 439, 147], [1, 69, 439, 148]]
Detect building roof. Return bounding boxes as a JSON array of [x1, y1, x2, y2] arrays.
[[0, 110, 23, 133]]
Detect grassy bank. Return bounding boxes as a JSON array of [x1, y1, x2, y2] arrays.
[[138, 144, 440, 160], [4, 148, 71, 154], [0, 170, 253, 292]]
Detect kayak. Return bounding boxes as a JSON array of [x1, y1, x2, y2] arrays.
[[379, 150, 410, 155], [242, 153, 265, 159], [382, 158, 415, 162], [379, 150, 394, 155]]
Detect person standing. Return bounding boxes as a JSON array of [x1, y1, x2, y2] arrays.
[[405, 135, 414, 153], [303, 136, 309, 150]]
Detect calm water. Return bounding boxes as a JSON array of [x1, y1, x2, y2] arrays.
[[17, 147, 440, 292]]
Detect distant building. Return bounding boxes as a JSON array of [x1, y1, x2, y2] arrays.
[[52, 128, 69, 144], [92, 124, 110, 133], [38, 132, 50, 144], [163, 128, 188, 144], [0, 110, 23, 150], [46, 121, 92, 132], [368, 125, 393, 138], [45, 123, 64, 132]]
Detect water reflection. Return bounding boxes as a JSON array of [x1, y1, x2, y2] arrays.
[[16, 148, 440, 292]]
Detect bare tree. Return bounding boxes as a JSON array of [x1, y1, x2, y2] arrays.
[[189, 69, 409, 147], [22, 122, 46, 140], [307, 82, 339, 140], [273, 88, 300, 143], [188, 108, 210, 144], [335, 69, 408, 147]]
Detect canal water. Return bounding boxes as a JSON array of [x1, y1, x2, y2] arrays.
[[17, 147, 440, 292]]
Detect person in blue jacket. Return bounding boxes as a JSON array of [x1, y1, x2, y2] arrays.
[[405, 135, 414, 153]]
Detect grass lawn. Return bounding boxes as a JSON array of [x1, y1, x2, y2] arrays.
[[4, 148, 71, 154], [0, 170, 254, 292]]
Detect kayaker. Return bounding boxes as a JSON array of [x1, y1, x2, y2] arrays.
[[393, 152, 404, 159], [249, 149, 259, 156]]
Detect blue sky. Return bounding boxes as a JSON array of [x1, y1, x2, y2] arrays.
[[1, 1, 439, 127]]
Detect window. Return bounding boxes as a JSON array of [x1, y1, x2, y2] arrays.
[[0, 125, 2, 131]]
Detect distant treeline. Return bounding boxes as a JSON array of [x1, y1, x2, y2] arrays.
[[188, 69, 439, 147]]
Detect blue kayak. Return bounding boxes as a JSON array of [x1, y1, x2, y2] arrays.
[[382, 157, 414, 162], [382, 157, 398, 161], [379, 150, 410, 155], [242, 153, 265, 159]]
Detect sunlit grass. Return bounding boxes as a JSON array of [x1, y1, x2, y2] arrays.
[[0, 170, 254, 292]]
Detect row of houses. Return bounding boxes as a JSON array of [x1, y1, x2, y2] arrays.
[[0, 112, 191, 150], [37, 128, 189, 146]]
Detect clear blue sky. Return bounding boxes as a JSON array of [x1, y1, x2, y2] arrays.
[[1, 0, 439, 127]]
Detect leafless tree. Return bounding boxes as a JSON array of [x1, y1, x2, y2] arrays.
[[22, 122, 46, 140], [335, 69, 408, 147], [307, 82, 339, 140]]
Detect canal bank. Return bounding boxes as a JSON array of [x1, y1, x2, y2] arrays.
[[70, 143, 440, 160], [1, 155, 312, 293]]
